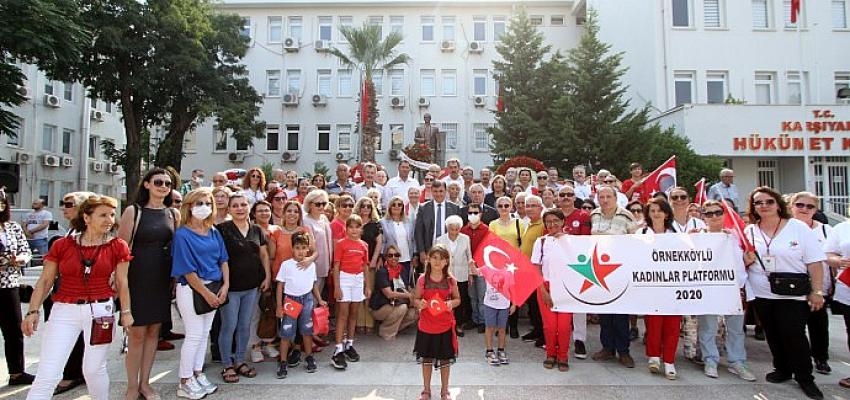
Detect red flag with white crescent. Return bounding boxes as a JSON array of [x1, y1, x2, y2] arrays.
[[425, 295, 449, 316], [642, 156, 677, 196], [694, 178, 707, 207], [280, 296, 303, 319], [721, 199, 755, 252], [472, 232, 543, 306]]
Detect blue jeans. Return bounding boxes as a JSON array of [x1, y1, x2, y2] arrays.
[[468, 276, 486, 325], [600, 314, 630, 355], [218, 289, 258, 368], [698, 314, 747, 365], [27, 239, 48, 257]]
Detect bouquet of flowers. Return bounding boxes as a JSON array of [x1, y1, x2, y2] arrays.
[[402, 143, 432, 163], [496, 156, 546, 176]]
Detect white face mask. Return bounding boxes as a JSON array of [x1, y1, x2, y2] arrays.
[[192, 204, 213, 220], [468, 214, 480, 224]]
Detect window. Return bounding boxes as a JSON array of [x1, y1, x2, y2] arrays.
[[389, 124, 404, 149], [44, 80, 55, 96], [286, 70, 301, 94], [105, 102, 112, 113], [473, 16, 486, 41], [317, 124, 331, 151], [374, 124, 383, 152], [783, 0, 804, 28], [7, 118, 21, 147], [286, 125, 299, 151], [338, 69, 352, 97], [268, 17, 282, 43], [493, 16, 506, 41], [236, 135, 249, 151], [672, 0, 692, 27], [704, 0, 723, 28], [318, 16, 332, 41], [706, 71, 727, 104], [266, 70, 281, 97], [441, 69, 457, 96], [421, 16, 435, 41], [63, 83, 73, 102], [91, 98, 98, 110], [752, 0, 771, 29], [184, 128, 197, 153], [338, 16, 353, 43], [266, 125, 280, 151], [213, 125, 227, 151], [834, 0, 848, 29], [337, 124, 351, 151], [786, 71, 808, 104], [389, 69, 404, 96], [61, 128, 73, 154], [369, 16, 383, 38], [88, 136, 98, 158], [835, 72, 850, 101], [442, 123, 458, 150], [674, 71, 695, 106], [550, 15, 565, 25], [317, 69, 332, 97], [473, 69, 488, 96], [473, 123, 491, 152], [42, 124, 56, 151], [288, 16, 303, 41], [754, 72, 776, 104], [420, 69, 435, 97], [530, 15, 544, 26], [442, 16, 456, 41], [240, 17, 251, 38], [372, 70, 383, 96], [39, 180, 52, 206], [390, 16, 404, 36], [757, 160, 777, 188]]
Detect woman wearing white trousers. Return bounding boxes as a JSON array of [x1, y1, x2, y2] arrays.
[[22, 195, 132, 400]]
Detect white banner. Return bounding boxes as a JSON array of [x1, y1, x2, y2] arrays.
[[549, 233, 743, 315]]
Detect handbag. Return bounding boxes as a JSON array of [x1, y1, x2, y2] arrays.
[[256, 290, 278, 339], [192, 281, 229, 315], [76, 240, 115, 346], [312, 305, 330, 336], [750, 228, 811, 296]]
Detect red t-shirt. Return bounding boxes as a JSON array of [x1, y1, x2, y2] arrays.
[[460, 223, 490, 255], [563, 208, 591, 235], [621, 178, 650, 204], [46, 237, 133, 303], [333, 238, 368, 274], [330, 218, 347, 241]]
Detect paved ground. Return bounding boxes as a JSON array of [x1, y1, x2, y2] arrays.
[[3, 270, 850, 399]]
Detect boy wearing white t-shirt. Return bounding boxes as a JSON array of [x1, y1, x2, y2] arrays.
[[482, 277, 515, 366]]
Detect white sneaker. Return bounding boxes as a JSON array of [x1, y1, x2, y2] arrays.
[[728, 362, 757, 382], [263, 344, 280, 358], [704, 361, 718, 378], [648, 357, 661, 374], [664, 363, 677, 380], [177, 377, 206, 400], [250, 347, 264, 363], [194, 373, 217, 395]]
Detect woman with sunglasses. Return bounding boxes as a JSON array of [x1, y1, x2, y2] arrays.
[[332, 195, 356, 241], [370, 244, 417, 340], [355, 197, 384, 334], [744, 186, 826, 400], [825, 204, 850, 389], [489, 196, 524, 338], [241, 168, 267, 205], [696, 200, 757, 381], [789, 192, 834, 375], [484, 175, 508, 208], [420, 174, 435, 203], [0, 192, 34, 386], [302, 190, 333, 309], [267, 187, 288, 226], [116, 168, 179, 400], [212, 187, 232, 225], [626, 200, 645, 229]]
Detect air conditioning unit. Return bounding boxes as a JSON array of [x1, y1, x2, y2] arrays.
[[469, 41, 484, 53], [314, 40, 331, 52], [90, 109, 105, 122], [17, 86, 31, 100], [61, 156, 75, 167], [312, 94, 327, 106], [418, 97, 430, 108], [473, 96, 486, 107], [281, 151, 299, 163], [389, 149, 401, 160], [43, 154, 60, 167], [16, 152, 33, 165], [283, 37, 299, 52], [335, 151, 352, 161], [44, 94, 61, 108], [228, 152, 245, 163], [282, 93, 299, 106], [440, 40, 455, 52], [389, 96, 405, 108], [109, 163, 121, 174], [91, 161, 104, 172]]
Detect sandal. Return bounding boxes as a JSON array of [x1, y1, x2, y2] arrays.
[[221, 368, 239, 383], [441, 391, 452, 400], [418, 390, 431, 400], [840, 377, 850, 388], [543, 357, 556, 369], [235, 363, 257, 378], [558, 361, 570, 372]]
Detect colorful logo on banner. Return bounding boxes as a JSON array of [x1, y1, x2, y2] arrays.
[[564, 244, 629, 305]]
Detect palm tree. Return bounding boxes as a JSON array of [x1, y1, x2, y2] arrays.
[[330, 23, 409, 162]]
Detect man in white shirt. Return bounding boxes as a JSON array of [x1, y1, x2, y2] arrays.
[[24, 199, 52, 256], [572, 165, 592, 200], [441, 158, 464, 197], [352, 162, 390, 209], [386, 160, 419, 204], [480, 168, 493, 194], [708, 168, 740, 211]]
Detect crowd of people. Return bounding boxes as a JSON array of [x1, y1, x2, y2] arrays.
[[1, 157, 849, 400]]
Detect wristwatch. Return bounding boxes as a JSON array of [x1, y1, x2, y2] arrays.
[[812, 290, 825, 296]]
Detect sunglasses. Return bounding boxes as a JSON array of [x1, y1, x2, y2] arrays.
[[753, 199, 777, 207], [537, 176, 548, 180], [251, 174, 261, 178], [603, 180, 616, 184], [468, 211, 480, 215], [582, 205, 594, 210], [670, 195, 688, 201], [359, 204, 372, 209], [194, 201, 213, 207], [152, 179, 172, 188], [559, 192, 575, 198], [703, 210, 724, 218], [385, 253, 401, 258], [340, 203, 355, 208], [629, 208, 643, 214], [424, 178, 434, 182], [173, 199, 183, 204], [390, 203, 403, 207], [313, 201, 328, 207], [62, 201, 75, 209], [794, 202, 816, 210], [497, 204, 512, 209], [273, 196, 287, 202]]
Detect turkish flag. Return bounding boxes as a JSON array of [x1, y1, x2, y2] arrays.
[[350, 163, 364, 184], [280, 296, 303, 319], [473, 232, 543, 306], [722, 199, 755, 252], [838, 269, 850, 288], [791, 0, 801, 23], [642, 156, 677, 196], [694, 178, 707, 207], [425, 295, 449, 317]]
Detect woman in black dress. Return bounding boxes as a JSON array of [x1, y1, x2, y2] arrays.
[[116, 168, 179, 400], [355, 197, 383, 334]]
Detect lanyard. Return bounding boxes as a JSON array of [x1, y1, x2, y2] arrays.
[[757, 220, 782, 256]]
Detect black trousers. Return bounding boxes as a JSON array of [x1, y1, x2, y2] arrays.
[[454, 281, 471, 327], [752, 298, 814, 383], [807, 303, 830, 361], [0, 288, 24, 375], [42, 294, 85, 380]]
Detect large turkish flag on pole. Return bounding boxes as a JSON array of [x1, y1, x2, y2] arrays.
[[473, 232, 543, 306], [642, 156, 677, 196]]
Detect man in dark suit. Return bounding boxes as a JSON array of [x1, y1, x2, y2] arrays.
[[415, 180, 461, 265], [413, 113, 444, 167], [462, 183, 498, 225]]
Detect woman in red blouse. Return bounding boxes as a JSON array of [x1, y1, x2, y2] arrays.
[[22, 195, 132, 400]]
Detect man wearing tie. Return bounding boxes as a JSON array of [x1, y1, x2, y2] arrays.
[[414, 180, 461, 265], [414, 113, 444, 167]]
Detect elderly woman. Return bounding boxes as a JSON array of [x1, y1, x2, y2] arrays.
[[302, 190, 333, 304], [369, 244, 418, 340], [381, 196, 416, 287], [744, 186, 825, 400], [789, 191, 834, 375], [23, 196, 131, 400], [366, 187, 384, 217], [0, 192, 33, 386], [447, 182, 464, 207], [825, 205, 850, 389], [435, 215, 473, 337], [241, 168, 267, 205], [212, 186, 232, 225]]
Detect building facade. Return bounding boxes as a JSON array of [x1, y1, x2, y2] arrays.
[[1, 62, 126, 217]]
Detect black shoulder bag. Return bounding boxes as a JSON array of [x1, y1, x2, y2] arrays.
[[751, 226, 811, 296]]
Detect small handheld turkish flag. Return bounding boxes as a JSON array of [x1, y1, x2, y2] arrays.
[[473, 232, 543, 306], [722, 199, 755, 252], [280, 296, 303, 319], [426, 296, 448, 317]]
